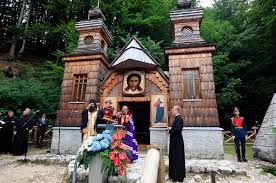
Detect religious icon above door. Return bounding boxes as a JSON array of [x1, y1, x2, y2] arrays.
[[123, 71, 145, 96], [151, 94, 168, 127]]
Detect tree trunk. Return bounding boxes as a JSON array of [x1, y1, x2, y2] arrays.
[[19, 0, 32, 56], [9, 0, 27, 60]]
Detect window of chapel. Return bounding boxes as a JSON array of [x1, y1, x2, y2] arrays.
[[182, 68, 202, 100], [72, 74, 87, 102]]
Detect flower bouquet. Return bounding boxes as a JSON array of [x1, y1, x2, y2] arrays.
[[76, 130, 129, 179]]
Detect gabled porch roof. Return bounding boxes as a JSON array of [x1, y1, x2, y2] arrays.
[[110, 36, 160, 69]]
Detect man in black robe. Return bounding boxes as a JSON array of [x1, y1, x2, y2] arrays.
[[0, 110, 16, 153], [168, 105, 185, 182], [11, 108, 34, 156]]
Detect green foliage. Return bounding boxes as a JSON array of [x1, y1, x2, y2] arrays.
[[100, 149, 121, 177], [0, 61, 63, 117], [201, 8, 251, 121], [76, 149, 93, 170], [95, 0, 174, 66], [272, 127, 276, 135], [140, 37, 166, 69], [261, 165, 276, 176], [204, 0, 276, 125]]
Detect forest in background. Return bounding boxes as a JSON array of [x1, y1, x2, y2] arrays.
[[0, 0, 275, 129]]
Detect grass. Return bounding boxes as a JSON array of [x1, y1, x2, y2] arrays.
[[28, 143, 51, 155], [261, 165, 276, 176], [224, 144, 253, 160]]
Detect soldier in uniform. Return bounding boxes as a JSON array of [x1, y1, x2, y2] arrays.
[[231, 107, 248, 162]]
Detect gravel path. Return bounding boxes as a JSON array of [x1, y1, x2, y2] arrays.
[[0, 154, 67, 183], [0, 152, 275, 183]]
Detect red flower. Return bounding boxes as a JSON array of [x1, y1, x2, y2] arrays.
[[119, 143, 127, 150], [119, 152, 127, 160], [113, 157, 120, 167], [109, 151, 115, 160], [113, 149, 119, 154], [111, 141, 121, 149], [112, 132, 123, 141], [118, 166, 124, 176]]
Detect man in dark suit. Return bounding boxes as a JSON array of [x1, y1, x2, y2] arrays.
[[36, 113, 48, 148]]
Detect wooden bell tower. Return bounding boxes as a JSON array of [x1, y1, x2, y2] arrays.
[[51, 7, 112, 154], [165, 0, 219, 127], [165, 0, 223, 159]]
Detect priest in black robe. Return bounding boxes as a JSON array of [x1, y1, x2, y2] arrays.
[[11, 108, 34, 156], [168, 105, 185, 182], [0, 110, 16, 153]]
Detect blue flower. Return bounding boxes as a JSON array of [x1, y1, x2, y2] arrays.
[[102, 130, 110, 134], [94, 134, 104, 141], [102, 134, 112, 141], [90, 141, 101, 152], [99, 139, 109, 149]]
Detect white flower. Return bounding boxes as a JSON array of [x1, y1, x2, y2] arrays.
[[83, 136, 95, 150], [77, 143, 85, 156]]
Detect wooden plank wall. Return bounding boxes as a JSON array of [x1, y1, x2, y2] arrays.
[[168, 52, 219, 127], [56, 59, 108, 126]]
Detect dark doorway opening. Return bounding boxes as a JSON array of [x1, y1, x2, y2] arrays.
[[119, 102, 150, 144]]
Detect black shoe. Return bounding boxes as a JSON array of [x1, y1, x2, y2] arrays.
[[237, 157, 241, 162], [242, 158, 248, 162]]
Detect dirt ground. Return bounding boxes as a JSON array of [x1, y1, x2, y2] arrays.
[[0, 154, 67, 183], [0, 145, 275, 183], [0, 145, 68, 183]]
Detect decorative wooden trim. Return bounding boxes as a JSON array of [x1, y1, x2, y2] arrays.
[[165, 45, 215, 55], [68, 102, 85, 104], [62, 54, 110, 67], [182, 99, 202, 102], [181, 67, 199, 71]]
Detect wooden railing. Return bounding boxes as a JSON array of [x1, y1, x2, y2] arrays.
[[28, 125, 53, 144], [223, 128, 258, 144]]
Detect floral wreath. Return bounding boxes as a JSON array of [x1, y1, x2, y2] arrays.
[[76, 130, 129, 178]]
